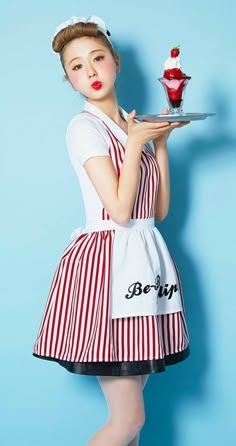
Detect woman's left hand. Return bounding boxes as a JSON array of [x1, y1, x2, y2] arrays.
[[153, 108, 190, 145]]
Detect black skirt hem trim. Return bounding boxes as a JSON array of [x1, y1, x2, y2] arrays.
[[33, 345, 190, 376]]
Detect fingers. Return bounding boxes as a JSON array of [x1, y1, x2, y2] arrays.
[[128, 109, 136, 121], [145, 121, 171, 129], [170, 121, 190, 128], [130, 116, 171, 130], [161, 107, 169, 115], [127, 111, 189, 146], [139, 119, 171, 128]]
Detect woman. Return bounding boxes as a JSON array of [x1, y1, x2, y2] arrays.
[[33, 15, 190, 446]]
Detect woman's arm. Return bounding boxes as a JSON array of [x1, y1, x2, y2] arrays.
[[83, 111, 172, 224], [153, 141, 170, 221], [153, 110, 190, 221], [84, 140, 143, 224]]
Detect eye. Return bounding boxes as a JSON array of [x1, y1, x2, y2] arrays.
[[94, 55, 104, 62], [72, 64, 83, 71]]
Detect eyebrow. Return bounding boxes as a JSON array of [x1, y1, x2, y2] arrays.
[[69, 49, 105, 66]]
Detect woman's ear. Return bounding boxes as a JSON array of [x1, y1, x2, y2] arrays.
[[114, 53, 120, 73]]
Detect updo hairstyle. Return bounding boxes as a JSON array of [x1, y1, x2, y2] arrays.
[[52, 22, 117, 71]]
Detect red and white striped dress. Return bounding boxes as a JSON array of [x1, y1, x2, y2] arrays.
[[33, 101, 189, 375]]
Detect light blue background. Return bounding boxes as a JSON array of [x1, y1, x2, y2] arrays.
[[1, 0, 235, 445]]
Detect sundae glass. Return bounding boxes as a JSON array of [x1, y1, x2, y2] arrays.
[[135, 46, 215, 123], [158, 47, 191, 114]]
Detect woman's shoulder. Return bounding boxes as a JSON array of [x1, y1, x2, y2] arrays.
[[66, 111, 107, 135], [66, 111, 110, 165], [66, 112, 110, 148]]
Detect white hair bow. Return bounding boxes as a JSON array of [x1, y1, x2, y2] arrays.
[[53, 15, 111, 40]]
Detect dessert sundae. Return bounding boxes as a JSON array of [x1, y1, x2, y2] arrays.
[[158, 47, 191, 113]]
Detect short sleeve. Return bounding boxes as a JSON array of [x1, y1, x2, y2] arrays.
[[66, 114, 110, 166]]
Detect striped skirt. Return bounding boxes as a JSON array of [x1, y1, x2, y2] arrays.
[[33, 221, 190, 375]]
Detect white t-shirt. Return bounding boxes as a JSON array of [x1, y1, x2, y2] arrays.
[[66, 112, 112, 221]]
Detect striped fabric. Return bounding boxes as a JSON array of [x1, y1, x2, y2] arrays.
[[33, 122, 189, 363]]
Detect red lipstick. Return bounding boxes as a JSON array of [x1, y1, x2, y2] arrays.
[[91, 81, 102, 90]]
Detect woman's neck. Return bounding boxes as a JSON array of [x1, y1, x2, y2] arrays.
[[87, 93, 126, 127]]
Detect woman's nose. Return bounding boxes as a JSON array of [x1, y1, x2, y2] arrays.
[[87, 65, 97, 78]]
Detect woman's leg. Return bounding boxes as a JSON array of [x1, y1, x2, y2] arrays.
[[87, 375, 146, 446], [127, 375, 150, 446]]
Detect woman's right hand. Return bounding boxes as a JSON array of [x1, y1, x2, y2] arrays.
[[127, 109, 172, 148]]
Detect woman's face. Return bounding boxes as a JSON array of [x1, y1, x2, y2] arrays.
[[63, 37, 119, 100]]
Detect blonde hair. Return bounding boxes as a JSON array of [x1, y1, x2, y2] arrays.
[[52, 22, 117, 70]]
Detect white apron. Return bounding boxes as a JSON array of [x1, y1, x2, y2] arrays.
[[70, 218, 183, 319]]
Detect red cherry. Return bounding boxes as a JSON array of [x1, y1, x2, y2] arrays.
[[171, 47, 180, 58]]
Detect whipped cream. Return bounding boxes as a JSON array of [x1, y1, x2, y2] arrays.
[[164, 56, 181, 70]]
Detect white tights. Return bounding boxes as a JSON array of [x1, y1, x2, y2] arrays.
[[87, 374, 149, 446]]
